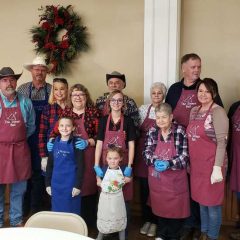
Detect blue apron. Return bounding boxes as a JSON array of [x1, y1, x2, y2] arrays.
[[28, 84, 49, 170], [51, 138, 81, 215]]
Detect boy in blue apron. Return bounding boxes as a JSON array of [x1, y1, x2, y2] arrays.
[[45, 117, 84, 215]]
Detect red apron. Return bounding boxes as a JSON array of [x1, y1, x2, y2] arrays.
[[134, 105, 155, 178], [187, 105, 225, 206], [102, 114, 133, 201], [0, 97, 31, 183], [74, 114, 97, 196], [230, 105, 240, 192], [173, 89, 199, 127], [148, 129, 190, 218]]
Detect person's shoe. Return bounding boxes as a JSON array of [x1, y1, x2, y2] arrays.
[[180, 228, 193, 240], [140, 222, 151, 235], [230, 231, 240, 240], [155, 238, 164, 240], [198, 232, 207, 240], [147, 223, 157, 237], [192, 228, 202, 240]]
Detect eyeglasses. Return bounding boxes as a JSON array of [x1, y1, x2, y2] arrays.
[[110, 98, 123, 104], [71, 93, 86, 98]]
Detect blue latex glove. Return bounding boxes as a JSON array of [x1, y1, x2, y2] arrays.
[[47, 139, 54, 152], [94, 165, 103, 178], [124, 166, 132, 177], [75, 138, 88, 150], [154, 160, 169, 172]]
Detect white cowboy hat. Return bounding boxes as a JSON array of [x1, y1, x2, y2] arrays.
[[23, 56, 51, 71]]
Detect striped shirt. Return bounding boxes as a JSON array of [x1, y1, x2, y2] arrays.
[[143, 123, 189, 170]]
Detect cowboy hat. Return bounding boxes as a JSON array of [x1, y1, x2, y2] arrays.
[[0, 67, 22, 80], [106, 71, 126, 88], [23, 56, 51, 71]]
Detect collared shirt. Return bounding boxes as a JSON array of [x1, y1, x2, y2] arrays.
[[17, 81, 52, 100], [0, 91, 35, 137], [38, 103, 65, 157], [96, 93, 140, 127], [143, 123, 189, 170]]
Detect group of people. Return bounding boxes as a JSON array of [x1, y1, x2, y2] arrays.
[[0, 53, 239, 240]]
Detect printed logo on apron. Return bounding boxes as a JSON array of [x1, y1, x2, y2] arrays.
[[233, 121, 240, 131], [181, 94, 197, 109], [4, 111, 20, 127], [187, 125, 200, 141], [107, 136, 122, 148]]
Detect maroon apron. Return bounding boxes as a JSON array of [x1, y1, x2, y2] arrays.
[[187, 105, 225, 206], [74, 114, 97, 196], [0, 97, 31, 183], [230, 105, 240, 192], [173, 89, 199, 127], [102, 114, 133, 201], [148, 129, 190, 218], [134, 105, 155, 178]]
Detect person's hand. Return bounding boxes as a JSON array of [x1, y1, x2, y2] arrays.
[[124, 177, 132, 184], [41, 157, 48, 172], [124, 166, 132, 177], [154, 160, 169, 172], [211, 166, 223, 184], [75, 138, 88, 150], [72, 188, 81, 197], [46, 186, 51, 196], [94, 165, 103, 178], [47, 138, 54, 152], [96, 177, 102, 187]]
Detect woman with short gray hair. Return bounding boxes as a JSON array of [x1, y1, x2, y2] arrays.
[[135, 82, 167, 237]]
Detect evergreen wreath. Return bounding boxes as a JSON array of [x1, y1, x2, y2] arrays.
[[30, 5, 89, 75]]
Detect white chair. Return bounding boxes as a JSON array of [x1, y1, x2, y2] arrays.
[[25, 211, 88, 236]]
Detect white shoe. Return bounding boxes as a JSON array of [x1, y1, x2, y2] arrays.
[[155, 238, 164, 240], [140, 222, 151, 235], [147, 223, 157, 237]]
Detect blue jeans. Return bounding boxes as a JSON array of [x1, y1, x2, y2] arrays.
[[200, 204, 222, 239], [0, 181, 27, 226]]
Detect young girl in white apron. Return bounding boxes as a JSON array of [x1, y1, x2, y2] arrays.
[[96, 146, 131, 240]]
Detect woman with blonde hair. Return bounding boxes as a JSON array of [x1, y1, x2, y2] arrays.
[[39, 78, 69, 172]]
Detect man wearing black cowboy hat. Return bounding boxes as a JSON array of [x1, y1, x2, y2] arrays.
[[96, 71, 140, 127], [0, 67, 35, 227]]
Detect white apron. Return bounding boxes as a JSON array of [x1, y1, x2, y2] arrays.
[[97, 167, 127, 234]]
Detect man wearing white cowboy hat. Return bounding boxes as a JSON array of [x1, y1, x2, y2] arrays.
[[96, 71, 140, 127], [0, 67, 35, 227], [18, 56, 52, 215]]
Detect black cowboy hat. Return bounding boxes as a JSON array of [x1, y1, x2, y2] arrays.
[[0, 67, 22, 80], [106, 71, 126, 88]]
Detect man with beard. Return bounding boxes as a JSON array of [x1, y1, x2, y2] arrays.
[[18, 56, 52, 215], [0, 67, 35, 226]]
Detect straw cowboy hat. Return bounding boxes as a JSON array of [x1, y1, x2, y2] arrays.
[[23, 56, 51, 71], [0, 67, 22, 80], [106, 71, 126, 88]]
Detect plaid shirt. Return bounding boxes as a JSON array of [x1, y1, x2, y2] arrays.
[[50, 106, 101, 140], [38, 103, 64, 157], [143, 123, 189, 170]]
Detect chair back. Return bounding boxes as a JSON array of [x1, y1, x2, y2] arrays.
[[25, 211, 88, 236]]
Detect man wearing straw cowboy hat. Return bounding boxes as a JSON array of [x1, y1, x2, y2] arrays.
[[18, 56, 52, 215], [0, 67, 35, 226]]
